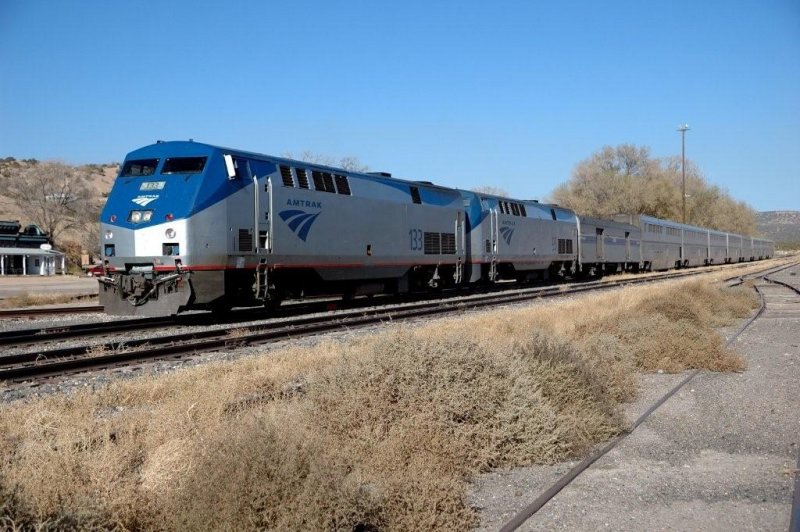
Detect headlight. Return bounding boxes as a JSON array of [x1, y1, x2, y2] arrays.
[[165, 228, 176, 239], [128, 210, 154, 223], [104, 230, 113, 240]]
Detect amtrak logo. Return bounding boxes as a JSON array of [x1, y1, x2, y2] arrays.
[[132, 195, 158, 207], [279, 209, 321, 242], [499, 226, 514, 245]]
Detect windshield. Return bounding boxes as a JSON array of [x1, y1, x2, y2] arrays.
[[120, 158, 159, 177], [162, 157, 207, 174]]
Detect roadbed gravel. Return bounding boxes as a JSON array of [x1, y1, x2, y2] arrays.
[[470, 265, 800, 531]]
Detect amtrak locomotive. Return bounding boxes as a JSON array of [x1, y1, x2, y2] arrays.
[[98, 141, 774, 316]]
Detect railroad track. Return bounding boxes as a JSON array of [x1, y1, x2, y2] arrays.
[[0, 304, 104, 319], [0, 258, 787, 350], [1, 259, 794, 384]]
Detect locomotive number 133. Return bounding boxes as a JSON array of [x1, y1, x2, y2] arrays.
[[409, 228, 423, 251]]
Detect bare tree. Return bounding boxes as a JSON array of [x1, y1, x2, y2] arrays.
[[471, 185, 510, 197], [337, 155, 370, 173], [1, 161, 95, 246], [283, 151, 370, 173], [552, 144, 758, 234]]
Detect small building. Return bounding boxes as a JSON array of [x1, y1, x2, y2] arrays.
[[0, 220, 66, 275]]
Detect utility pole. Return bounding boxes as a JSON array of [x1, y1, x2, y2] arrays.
[[677, 124, 690, 223]]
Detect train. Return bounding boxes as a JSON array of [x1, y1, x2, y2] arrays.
[[97, 141, 774, 316]]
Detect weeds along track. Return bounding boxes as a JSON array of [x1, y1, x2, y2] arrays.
[[0, 260, 792, 385], [498, 259, 800, 532]]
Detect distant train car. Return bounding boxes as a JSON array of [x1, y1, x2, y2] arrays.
[[727, 234, 744, 262], [613, 215, 683, 270], [576, 216, 641, 276], [615, 214, 772, 269], [751, 237, 773, 260], [708, 229, 728, 264]]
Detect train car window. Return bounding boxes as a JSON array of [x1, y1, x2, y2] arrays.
[[162, 157, 207, 174], [334, 174, 351, 195], [410, 186, 422, 204], [296, 168, 310, 189], [279, 165, 294, 187], [121, 159, 159, 177]]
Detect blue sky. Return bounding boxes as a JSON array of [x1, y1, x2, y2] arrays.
[[1, 0, 798, 211]]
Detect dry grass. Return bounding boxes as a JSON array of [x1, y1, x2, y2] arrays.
[[570, 282, 754, 372], [0, 292, 95, 309], [0, 278, 758, 529]]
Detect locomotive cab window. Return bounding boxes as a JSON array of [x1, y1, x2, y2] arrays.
[[162, 157, 207, 174], [121, 159, 159, 177]]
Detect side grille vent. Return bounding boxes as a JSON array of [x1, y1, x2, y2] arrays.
[[334, 174, 351, 195], [279, 165, 294, 187], [296, 168, 310, 189], [440, 233, 456, 254], [312, 170, 325, 191], [424, 232, 440, 255], [239, 229, 253, 252], [321, 172, 335, 193], [423, 232, 456, 255]]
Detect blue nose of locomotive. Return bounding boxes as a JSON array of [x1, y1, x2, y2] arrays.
[[100, 142, 215, 232]]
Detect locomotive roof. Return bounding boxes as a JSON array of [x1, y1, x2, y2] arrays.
[[131, 140, 459, 194]]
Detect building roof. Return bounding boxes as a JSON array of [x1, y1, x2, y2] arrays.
[[0, 247, 65, 256]]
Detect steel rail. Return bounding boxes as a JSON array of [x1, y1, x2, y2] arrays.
[[0, 304, 104, 319], [0, 265, 752, 382], [0, 259, 785, 349]]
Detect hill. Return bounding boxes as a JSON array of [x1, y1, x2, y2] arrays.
[[0, 158, 117, 259], [0, 158, 117, 222], [756, 211, 800, 248]]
